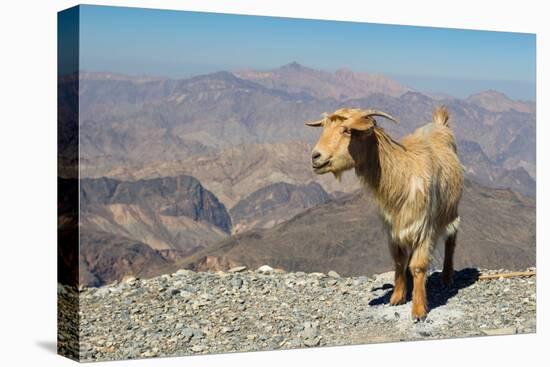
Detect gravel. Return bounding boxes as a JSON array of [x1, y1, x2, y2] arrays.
[[58, 267, 536, 362]]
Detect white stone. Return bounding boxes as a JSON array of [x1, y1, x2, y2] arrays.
[[257, 265, 274, 273], [228, 266, 247, 273]]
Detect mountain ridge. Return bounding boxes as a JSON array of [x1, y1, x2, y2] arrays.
[[177, 179, 535, 277], [74, 66, 535, 198], [466, 89, 535, 113], [234, 61, 412, 100]]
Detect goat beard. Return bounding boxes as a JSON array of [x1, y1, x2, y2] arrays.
[[332, 171, 343, 182]]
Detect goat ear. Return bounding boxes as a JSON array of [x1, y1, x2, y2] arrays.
[[342, 116, 375, 132]]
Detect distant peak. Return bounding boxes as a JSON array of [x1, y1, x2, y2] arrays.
[[335, 67, 353, 74], [190, 70, 239, 82], [468, 90, 510, 100], [279, 61, 308, 71], [207, 70, 236, 78], [465, 89, 535, 113], [400, 90, 430, 100]]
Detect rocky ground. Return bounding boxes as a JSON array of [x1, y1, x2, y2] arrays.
[[58, 266, 536, 362]]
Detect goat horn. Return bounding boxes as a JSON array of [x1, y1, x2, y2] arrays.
[[361, 109, 399, 124], [305, 112, 328, 127], [305, 119, 323, 127]]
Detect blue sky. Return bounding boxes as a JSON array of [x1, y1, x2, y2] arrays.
[[76, 5, 536, 100]]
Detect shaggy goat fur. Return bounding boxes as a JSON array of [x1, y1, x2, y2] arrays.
[[307, 106, 464, 320]]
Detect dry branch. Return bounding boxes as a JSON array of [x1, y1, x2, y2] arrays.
[[478, 271, 536, 280]]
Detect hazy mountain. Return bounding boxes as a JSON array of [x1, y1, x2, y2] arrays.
[[466, 90, 536, 114], [457, 139, 535, 197], [78, 70, 330, 156], [496, 167, 536, 197], [73, 66, 536, 197], [496, 125, 536, 179], [234, 61, 411, 100], [79, 71, 167, 83], [81, 136, 534, 204], [181, 180, 535, 276], [80, 142, 362, 208], [230, 182, 331, 233]]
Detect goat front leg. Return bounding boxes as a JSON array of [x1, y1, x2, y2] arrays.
[[409, 243, 430, 321], [389, 242, 408, 305]]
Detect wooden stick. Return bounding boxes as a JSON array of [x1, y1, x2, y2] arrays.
[[478, 271, 536, 280]]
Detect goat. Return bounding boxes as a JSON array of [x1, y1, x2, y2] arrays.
[[306, 106, 463, 321]]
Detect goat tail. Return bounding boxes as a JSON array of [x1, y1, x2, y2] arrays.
[[432, 105, 450, 127]]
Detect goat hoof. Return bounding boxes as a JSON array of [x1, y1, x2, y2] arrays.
[[413, 316, 427, 324], [412, 314, 427, 323], [389, 293, 406, 306], [411, 307, 427, 322]]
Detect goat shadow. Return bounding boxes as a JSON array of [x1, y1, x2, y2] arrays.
[[368, 267, 480, 310]]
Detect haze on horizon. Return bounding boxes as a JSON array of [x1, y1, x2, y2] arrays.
[[71, 5, 535, 100]]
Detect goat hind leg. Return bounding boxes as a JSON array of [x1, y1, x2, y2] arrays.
[[442, 217, 460, 287], [442, 233, 457, 287]]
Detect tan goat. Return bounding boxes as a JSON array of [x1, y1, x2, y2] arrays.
[[306, 106, 463, 321]]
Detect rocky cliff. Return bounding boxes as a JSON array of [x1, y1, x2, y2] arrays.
[[75, 175, 233, 286]]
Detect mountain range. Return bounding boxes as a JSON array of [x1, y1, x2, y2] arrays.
[[58, 62, 536, 286], [73, 63, 535, 197]]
